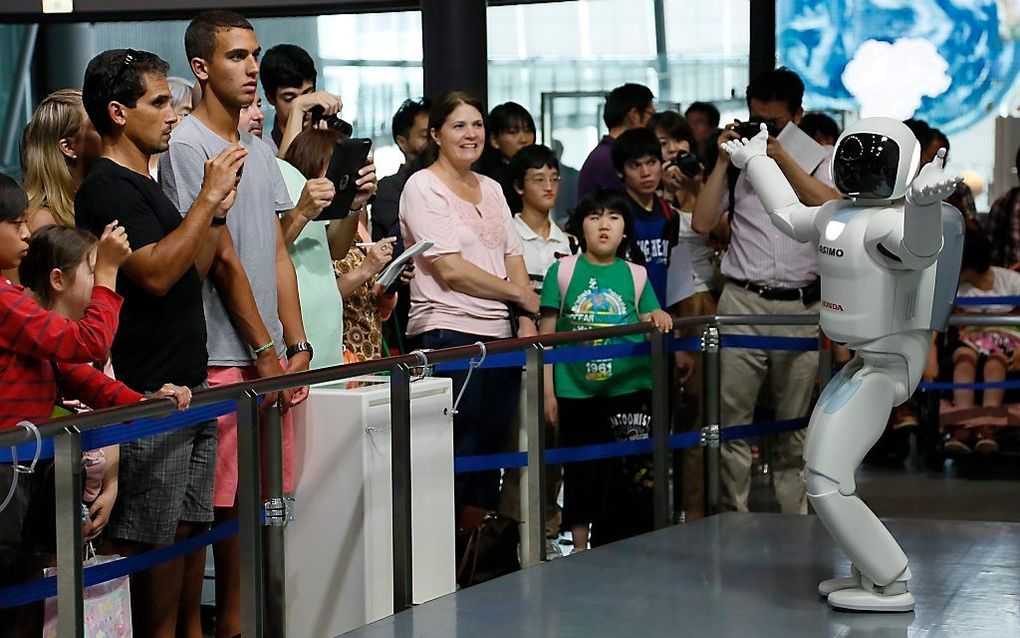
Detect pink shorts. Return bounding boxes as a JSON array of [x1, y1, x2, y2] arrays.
[[207, 360, 295, 509]]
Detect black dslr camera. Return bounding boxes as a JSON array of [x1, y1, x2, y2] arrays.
[[734, 118, 781, 140], [309, 106, 354, 137], [673, 151, 702, 178]]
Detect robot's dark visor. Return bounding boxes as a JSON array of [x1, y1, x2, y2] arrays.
[[832, 133, 900, 199]]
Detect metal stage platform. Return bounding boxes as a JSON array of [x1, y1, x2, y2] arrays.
[[337, 512, 1020, 638]]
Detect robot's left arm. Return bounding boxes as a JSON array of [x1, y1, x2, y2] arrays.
[[887, 149, 961, 270], [722, 126, 821, 243]]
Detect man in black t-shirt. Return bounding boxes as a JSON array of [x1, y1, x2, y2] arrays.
[[76, 48, 281, 637]]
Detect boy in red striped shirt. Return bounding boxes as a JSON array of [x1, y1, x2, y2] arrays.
[[0, 173, 191, 623]]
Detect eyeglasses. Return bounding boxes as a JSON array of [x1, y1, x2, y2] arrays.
[[525, 175, 561, 185]]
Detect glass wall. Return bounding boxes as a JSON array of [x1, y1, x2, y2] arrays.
[[0, 24, 31, 176], [92, 14, 422, 179], [488, 0, 749, 169], [17, 1, 751, 180]]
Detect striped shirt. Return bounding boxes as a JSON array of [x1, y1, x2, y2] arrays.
[[0, 282, 142, 430], [720, 150, 834, 288]]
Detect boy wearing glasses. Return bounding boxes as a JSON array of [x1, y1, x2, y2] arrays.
[[510, 144, 572, 286]]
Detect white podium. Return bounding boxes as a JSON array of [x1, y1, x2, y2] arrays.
[[284, 375, 456, 637]]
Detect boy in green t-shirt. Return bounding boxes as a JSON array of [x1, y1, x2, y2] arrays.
[[539, 189, 672, 552]]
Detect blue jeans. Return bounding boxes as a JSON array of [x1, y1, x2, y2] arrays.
[[415, 329, 522, 511]]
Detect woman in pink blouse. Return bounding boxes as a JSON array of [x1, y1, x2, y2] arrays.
[[400, 91, 540, 510]]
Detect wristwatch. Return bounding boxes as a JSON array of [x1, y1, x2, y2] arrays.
[[286, 341, 314, 361]]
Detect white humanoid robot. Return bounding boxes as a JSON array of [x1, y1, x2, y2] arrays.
[[722, 118, 964, 612]]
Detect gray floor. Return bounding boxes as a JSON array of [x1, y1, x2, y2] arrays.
[[337, 512, 1020, 638], [858, 465, 1020, 522]]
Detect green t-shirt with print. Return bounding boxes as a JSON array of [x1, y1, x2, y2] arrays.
[[540, 256, 660, 399]]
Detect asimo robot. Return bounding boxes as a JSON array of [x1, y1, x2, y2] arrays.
[[722, 118, 963, 612]]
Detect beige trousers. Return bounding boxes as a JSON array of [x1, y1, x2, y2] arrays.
[[717, 283, 818, 514]]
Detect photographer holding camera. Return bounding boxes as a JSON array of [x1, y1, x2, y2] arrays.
[[649, 111, 704, 212], [691, 67, 841, 516], [260, 43, 344, 158]]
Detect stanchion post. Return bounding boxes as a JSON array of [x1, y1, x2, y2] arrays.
[[650, 328, 670, 529], [522, 344, 546, 566], [701, 325, 722, 515], [236, 391, 265, 638], [390, 364, 413, 612], [262, 403, 288, 636], [54, 427, 84, 638]]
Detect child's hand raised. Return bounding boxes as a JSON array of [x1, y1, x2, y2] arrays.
[[94, 221, 132, 287]]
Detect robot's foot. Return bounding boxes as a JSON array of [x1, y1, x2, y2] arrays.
[[817, 574, 861, 597], [827, 580, 915, 613], [818, 564, 862, 596]]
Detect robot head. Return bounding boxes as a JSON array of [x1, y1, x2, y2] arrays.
[[830, 117, 921, 203]]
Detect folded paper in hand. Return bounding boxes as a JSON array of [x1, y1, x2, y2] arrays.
[[377, 240, 433, 289]]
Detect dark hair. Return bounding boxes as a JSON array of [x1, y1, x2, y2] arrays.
[[568, 189, 644, 264], [82, 49, 170, 136], [611, 127, 663, 174], [488, 102, 535, 137], [18, 225, 98, 307], [0, 172, 28, 223], [931, 128, 950, 153], [391, 98, 431, 144], [902, 118, 934, 148], [509, 144, 560, 189], [648, 110, 697, 150], [745, 67, 804, 114], [684, 101, 720, 128], [799, 112, 841, 142], [261, 44, 317, 101], [604, 83, 654, 129], [411, 90, 486, 173], [185, 10, 254, 62], [961, 228, 992, 273], [283, 128, 346, 180]]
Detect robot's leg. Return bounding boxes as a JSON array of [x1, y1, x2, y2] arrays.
[[810, 360, 865, 596], [805, 364, 914, 612]]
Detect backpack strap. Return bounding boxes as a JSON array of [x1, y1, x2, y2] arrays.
[[557, 254, 579, 314], [726, 163, 740, 225], [625, 261, 648, 312]]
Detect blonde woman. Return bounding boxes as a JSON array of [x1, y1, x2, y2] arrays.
[[21, 89, 102, 231]]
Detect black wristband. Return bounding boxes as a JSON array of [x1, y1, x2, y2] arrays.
[[211, 216, 228, 226]]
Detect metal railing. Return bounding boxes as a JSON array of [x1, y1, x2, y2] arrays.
[[3, 310, 1018, 637]]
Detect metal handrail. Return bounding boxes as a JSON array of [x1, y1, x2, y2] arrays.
[[12, 309, 1020, 637], [0, 321, 657, 448], [9, 311, 1018, 448]]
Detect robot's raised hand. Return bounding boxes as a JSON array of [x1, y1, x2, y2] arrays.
[[906, 148, 962, 206], [721, 123, 769, 170]]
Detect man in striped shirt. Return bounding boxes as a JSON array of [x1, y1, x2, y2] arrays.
[[692, 68, 842, 515]]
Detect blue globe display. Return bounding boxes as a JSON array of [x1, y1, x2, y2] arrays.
[[778, 0, 1020, 134]]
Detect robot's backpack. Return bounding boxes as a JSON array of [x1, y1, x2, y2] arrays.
[[930, 202, 965, 331], [556, 254, 647, 314]]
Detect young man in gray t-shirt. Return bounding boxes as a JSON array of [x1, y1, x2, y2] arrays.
[[159, 11, 318, 636]]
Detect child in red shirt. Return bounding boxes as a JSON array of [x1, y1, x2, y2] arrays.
[[0, 174, 191, 618]]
